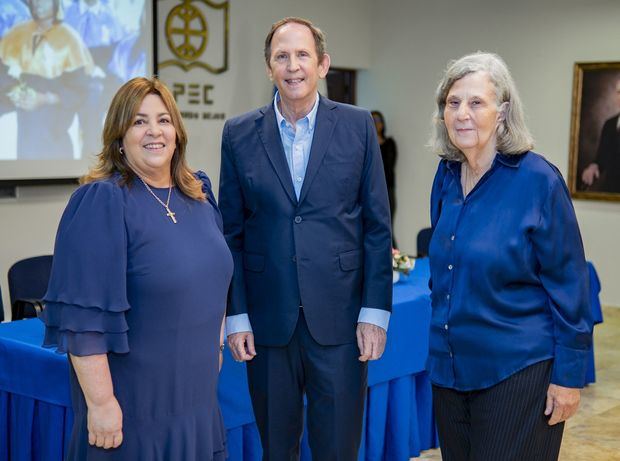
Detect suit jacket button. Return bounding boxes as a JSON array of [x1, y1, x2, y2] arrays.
[[294, 216, 302, 223], [292, 255, 297, 262]]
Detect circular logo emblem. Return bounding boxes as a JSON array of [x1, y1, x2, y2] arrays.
[[165, 2, 208, 61]]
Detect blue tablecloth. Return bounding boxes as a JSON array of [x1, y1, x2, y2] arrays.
[[0, 259, 438, 461], [0, 259, 602, 460]]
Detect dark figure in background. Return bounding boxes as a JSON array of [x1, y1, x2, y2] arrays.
[[581, 78, 620, 193], [0, 0, 94, 159], [372, 110, 397, 247]]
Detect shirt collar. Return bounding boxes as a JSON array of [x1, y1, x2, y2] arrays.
[[445, 151, 526, 173], [495, 152, 526, 168], [273, 91, 320, 131]]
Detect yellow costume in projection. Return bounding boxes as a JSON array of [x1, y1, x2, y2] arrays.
[[0, 20, 94, 158]]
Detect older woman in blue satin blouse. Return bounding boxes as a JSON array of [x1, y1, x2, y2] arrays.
[[427, 52, 592, 461]]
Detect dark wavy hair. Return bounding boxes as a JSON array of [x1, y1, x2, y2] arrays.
[[371, 110, 386, 138]]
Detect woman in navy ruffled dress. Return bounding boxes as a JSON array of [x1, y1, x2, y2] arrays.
[[41, 77, 232, 460]]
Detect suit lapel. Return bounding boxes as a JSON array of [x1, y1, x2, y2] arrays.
[[298, 96, 338, 205], [255, 104, 298, 205]]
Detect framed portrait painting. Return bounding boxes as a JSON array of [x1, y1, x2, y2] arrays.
[[568, 62, 620, 201]]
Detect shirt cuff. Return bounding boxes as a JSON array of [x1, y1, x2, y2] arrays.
[[225, 314, 253, 336], [550, 344, 590, 388], [357, 307, 390, 331]]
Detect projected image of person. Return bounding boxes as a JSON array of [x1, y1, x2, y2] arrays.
[[0, 0, 94, 159], [108, 5, 148, 84], [64, 0, 123, 156], [0, 0, 30, 38], [108, 33, 146, 83]]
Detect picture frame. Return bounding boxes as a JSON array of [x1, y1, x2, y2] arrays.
[[568, 61, 620, 201]]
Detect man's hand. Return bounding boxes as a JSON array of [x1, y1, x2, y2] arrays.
[[581, 163, 600, 186], [87, 396, 123, 449], [545, 384, 581, 425], [227, 332, 257, 362], [356, 322, 386, 361]]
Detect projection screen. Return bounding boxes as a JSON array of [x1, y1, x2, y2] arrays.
[[0, 0, 154, 182]]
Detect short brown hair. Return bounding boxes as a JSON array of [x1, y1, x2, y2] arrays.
[[264, 17, 327, 64], [82, 77, 205, 201]]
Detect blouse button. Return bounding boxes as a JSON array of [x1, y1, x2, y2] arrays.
[[444, 324, 449, 330], [448, 264, 453, 270], [450, 235, 455, 241]]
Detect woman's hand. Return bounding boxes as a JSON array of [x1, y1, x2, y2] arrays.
[[545, 384, 581, 425], [87, 396, 123, 449]]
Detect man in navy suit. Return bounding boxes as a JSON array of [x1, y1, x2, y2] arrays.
[[219, 17, 392, 460]]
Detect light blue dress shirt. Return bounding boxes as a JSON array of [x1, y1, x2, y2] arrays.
[[226, 93, 390, 336]]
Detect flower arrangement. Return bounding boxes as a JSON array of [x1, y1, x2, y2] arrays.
[[392, 249, 415, 275]]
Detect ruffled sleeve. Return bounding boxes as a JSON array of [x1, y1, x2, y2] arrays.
[[195, 170, 223, 232], [41, 180, 130, 356]]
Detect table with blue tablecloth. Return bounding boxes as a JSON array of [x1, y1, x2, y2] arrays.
[[0, 259, 439, 461], [0, 259, 603, 461]]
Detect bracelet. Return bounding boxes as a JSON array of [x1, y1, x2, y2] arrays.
[[219, 343, 225, 352]]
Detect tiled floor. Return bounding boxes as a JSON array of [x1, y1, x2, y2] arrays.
[[413, 306, 620, 461]]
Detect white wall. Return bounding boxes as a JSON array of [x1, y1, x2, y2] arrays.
[[0, 0, 373, 319], [3, 0, 620, 318], [357, 0, 620, 306]]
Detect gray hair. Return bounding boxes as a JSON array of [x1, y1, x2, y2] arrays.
[[430, 52, 534, 161]]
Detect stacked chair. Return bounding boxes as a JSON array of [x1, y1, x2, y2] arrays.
[[416, 227, 433, 258]]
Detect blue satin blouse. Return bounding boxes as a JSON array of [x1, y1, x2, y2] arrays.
[[428, 151, 592, 391]]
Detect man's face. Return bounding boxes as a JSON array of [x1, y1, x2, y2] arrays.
[[266, 22, 330, 109], [31, 0, 56, 21]]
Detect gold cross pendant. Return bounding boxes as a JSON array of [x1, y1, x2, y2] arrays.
[[165, 207, 177, 223]]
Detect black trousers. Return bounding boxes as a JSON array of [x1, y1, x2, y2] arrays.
[[432, 360, 565, 461], [246, 310, 367, 461]]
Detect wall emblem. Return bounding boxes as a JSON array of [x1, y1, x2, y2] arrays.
[[159, 0, 229, 74]]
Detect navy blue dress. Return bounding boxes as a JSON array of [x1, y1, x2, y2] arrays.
[[42, 172, 233, 461]]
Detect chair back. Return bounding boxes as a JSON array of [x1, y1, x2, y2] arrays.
[[8, 255, 53, 320], [416, 227, 433, 258]]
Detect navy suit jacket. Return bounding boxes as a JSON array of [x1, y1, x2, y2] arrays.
[[219, 96, 392, 346]]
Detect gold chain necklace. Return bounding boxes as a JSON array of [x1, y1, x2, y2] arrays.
[[138, 176, 177, 223]]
